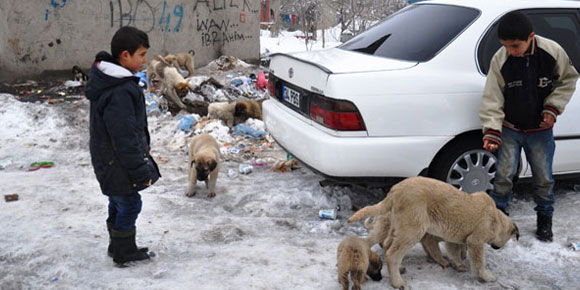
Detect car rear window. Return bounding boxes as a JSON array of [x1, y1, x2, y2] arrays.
[[339, 4, 480, 62]]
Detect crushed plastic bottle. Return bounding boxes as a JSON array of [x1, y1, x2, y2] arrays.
[[238, 164, 253, 175], [227, 168, 238, 178]]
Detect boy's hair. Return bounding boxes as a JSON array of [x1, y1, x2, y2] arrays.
[[498, 11, 533, 41], [111, 26, 150, 61]]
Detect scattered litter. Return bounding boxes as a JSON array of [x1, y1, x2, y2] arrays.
[[145, 92, 162, 116], [272, 158, 300, 172], [238, 163, 253, 174], [319, 208, 337, 220], [135, 72, 147, 88], [152, 268, 168, 279], [227, 168, 239, 178], [50, 277, 58, 282], [0, 159, 13, 169], [179, 115, 197, 132], [569, 239, 580, 251], [231, 124, 267, 140], [230, 148, 240, 154], [28, 161, 55, 171], [64, 80, 82, 88], [256, 71, 267, 90], [4, 194, 19, 202]]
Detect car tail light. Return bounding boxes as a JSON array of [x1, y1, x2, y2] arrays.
[[268, 77, 275, 97], [310, 95, 366, 131]]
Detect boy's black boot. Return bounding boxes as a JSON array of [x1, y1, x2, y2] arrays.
[[111, 227, 150, 265], [536, 213, 553, 242], [107, 223, 148, 258]]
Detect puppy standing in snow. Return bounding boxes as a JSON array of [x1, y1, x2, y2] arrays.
[[337, 236, 382, 290], [186, 134, 220, 198], [348, 176, 519, 289]]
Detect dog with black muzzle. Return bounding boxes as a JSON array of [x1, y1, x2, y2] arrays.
[[186, 134, 220, 198]]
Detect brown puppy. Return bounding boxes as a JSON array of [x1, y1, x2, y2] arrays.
[[186, 134, 220, 198], [364, 214, 467, 271], [337, 236, 382, 290], [147, 55, 190, 111], [348, 176, 519, 289], [208, 102, 236, 128], [165, 50, 195, 77], [234, 99, 264, 125]]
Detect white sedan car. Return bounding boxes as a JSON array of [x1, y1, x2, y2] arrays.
[[263, 0, 580, 192]]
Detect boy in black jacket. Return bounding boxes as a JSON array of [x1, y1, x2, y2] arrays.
[[85, 26, 161, 265], [480, 12, 578, 242]]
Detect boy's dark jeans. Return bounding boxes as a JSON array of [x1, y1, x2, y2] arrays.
[[490, 127, 555, 216], [107, 192, 142, 232]]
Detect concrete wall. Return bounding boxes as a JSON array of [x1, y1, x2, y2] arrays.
[[0, 0, 260, 81]]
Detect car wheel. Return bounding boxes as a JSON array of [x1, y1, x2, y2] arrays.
[[430, 138, 497, 193]]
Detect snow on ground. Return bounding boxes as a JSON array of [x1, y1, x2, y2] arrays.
[[1, 30, 580, 290]]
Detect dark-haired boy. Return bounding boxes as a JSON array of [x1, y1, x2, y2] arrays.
[[480, 12, 578, 242], [85, 26, 161, 264]]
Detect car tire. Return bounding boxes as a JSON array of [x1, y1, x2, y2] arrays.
[[429, 138, 497, 193]]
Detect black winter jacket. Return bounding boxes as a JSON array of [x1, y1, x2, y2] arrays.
[[85, 51, 160, 196]]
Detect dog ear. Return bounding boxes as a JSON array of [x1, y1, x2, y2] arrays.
[[208, 160, 217, 171], [512, 223, 520, 241], [188, 49, 195, 56]]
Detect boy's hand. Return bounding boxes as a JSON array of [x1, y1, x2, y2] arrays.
[[483, 139, 499, 152], [539, 113, 555, 129]]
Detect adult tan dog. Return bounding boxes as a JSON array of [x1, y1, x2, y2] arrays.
[[234, 100, 264, 125], [364, 214, 467, 271], [147, 55, 190, 111], [186, 134, 220, 198], [164, 50, 195, 78], [337, 236, 382, 290], [348, 176, 519, 289]]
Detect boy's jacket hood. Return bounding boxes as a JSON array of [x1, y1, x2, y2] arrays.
[[85, 51, 138, 101]]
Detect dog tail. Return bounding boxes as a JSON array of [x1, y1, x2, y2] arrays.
[[348, 198, 392, 223]]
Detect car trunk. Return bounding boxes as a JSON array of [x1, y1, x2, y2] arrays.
[[268, 48, 416, 121]]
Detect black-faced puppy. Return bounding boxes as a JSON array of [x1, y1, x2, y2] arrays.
[[165, 50, 195, 78], [234, 99, 264, 125], [186, 134, 220, 198], [72, 65, 88, 82], [349, 176, 519, 289], [337, 236, 382, 290], [208, 102, 236, 128]]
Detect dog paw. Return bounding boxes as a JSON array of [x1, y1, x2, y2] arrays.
[[392, 279, 408, 290], [478, 270, 497, 282], [207, 192, 216, 198], [453, 263, 469, 272], [185, 191, 197, 197]]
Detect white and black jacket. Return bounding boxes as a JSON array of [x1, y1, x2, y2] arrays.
[[480, 35, 579, 144]]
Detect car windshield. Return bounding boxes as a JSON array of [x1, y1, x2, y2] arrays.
[[339, 4, 480, 62]]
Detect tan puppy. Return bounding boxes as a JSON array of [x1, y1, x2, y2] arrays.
[[234, 99, 264, 125], [165, 50, 195, 77], [364, 214, 467, 271], [186, 134, 220, 198], [348, 176, 519, 289], [337, 236, 382, 290], [147, 55, 190, 111], [208, 102, 236, 127]]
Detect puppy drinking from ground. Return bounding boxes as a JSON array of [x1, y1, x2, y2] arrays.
[[165, 50, 195, 77], [337, 236, 382, 290], [186, 134, 220, 198], [208, 102, 236, 128], [348, 176, 519, 289]]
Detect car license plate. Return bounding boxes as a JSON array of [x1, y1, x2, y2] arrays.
[[283, 86, 300, 108]]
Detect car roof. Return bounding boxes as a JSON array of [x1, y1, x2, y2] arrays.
[[417, 0, 580, 11]]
